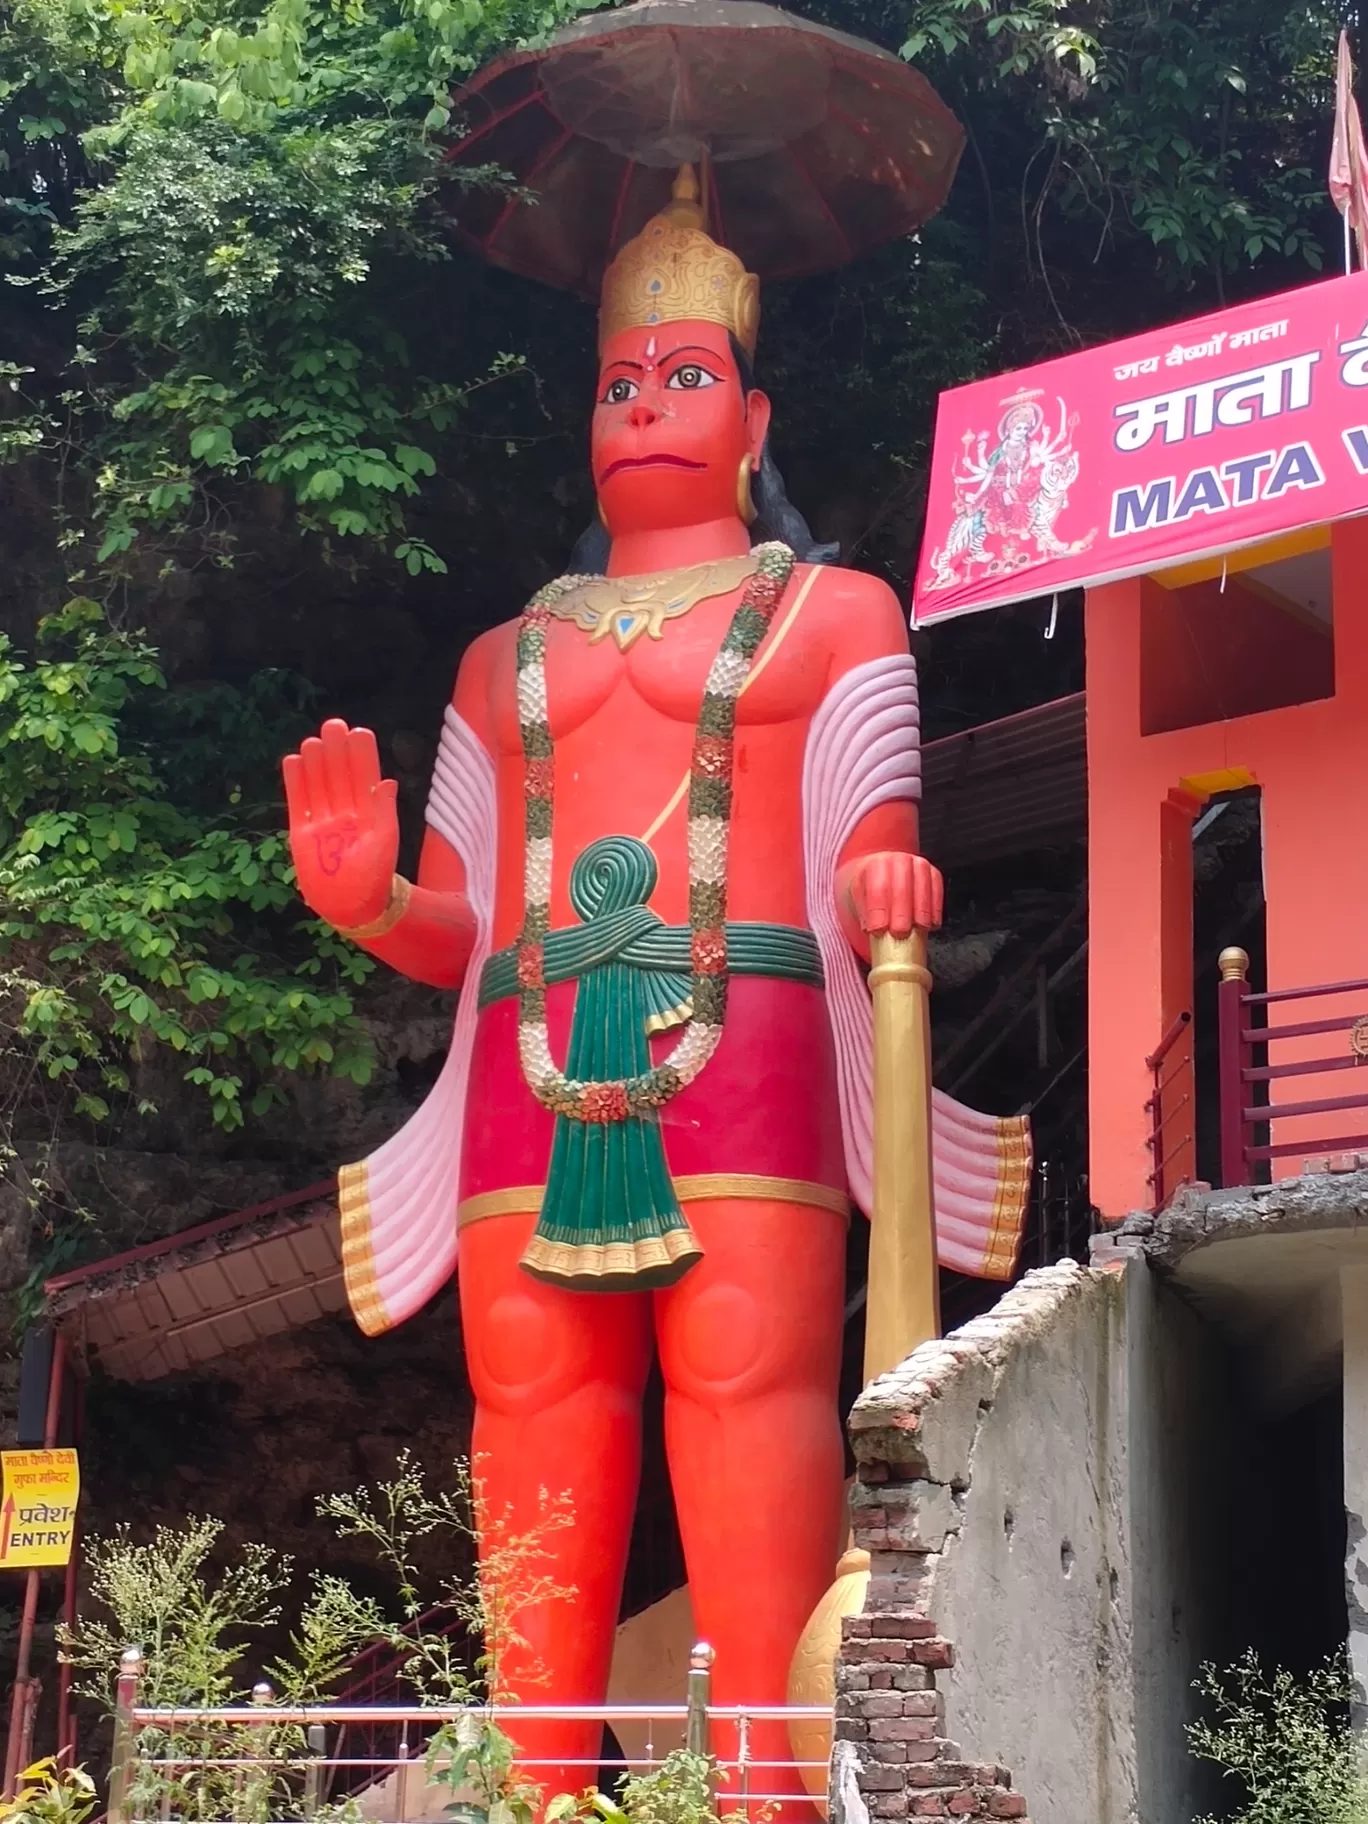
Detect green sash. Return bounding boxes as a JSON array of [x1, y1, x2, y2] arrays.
[[480, 835, 822, 1292]]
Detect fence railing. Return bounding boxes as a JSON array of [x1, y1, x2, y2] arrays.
[[326, 1606, 472, 1798], [1217, 947, 1368, 1184], [106, 1645, 830, 1824], [1145, 1008, 1193, 1210]]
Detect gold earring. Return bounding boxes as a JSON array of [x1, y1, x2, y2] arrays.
[[737, 454, 757, 526]]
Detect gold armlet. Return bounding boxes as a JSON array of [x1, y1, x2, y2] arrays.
[[336, 875, 412, 942]]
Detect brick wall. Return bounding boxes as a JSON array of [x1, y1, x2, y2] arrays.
[[835, 1607, 1028, 1821]]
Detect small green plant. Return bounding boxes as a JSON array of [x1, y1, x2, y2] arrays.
[[1187, 1650, 1368, 1824], [0, 1760, 97, 1824], [580, 1751, 740, 1824]]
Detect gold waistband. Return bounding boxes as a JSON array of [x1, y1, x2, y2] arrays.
[[459, 1173, 849, 1227]]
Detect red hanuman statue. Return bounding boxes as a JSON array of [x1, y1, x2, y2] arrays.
[[283, 169, 1028, 1811]]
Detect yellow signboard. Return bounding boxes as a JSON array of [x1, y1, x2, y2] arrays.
[[0, 1449, 79, 1568]]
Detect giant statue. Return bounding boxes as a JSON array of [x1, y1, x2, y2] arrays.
[[282, 169, 1028, 1813]]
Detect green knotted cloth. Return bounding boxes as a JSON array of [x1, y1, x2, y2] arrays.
[[478, 835, 823, 1293]]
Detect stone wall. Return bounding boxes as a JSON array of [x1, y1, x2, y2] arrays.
[[834, 1257, 1238, 1824]]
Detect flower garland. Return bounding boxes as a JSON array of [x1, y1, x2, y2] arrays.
[[514, 541, 797, 1123]]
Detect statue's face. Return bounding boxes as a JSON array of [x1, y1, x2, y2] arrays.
[[592, 321, 770, 538]]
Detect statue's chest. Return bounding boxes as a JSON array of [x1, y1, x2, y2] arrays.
[[485, 585, 825, 754]]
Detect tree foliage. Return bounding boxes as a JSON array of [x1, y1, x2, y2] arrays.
[[880, 0, 1342, 329], [0, 596, 377, 1292], [0, 596, 376, 1134], [2, 0, 591, 578]]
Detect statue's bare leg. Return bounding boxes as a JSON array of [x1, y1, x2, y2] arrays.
[[459, 1213, 654, 1800], [655, 1196, 846, 1822]]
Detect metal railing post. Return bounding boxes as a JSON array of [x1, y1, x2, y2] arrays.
[[1218, 947, 1251, 1187], [303, 1724, 326, 1818], [107, 1646, 144, 1824], [685, 1643, 713, 1758], [394, 1718, 412, 1821], [247, 1678, 274, 1824]]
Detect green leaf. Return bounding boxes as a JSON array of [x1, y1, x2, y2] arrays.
[[189, 424, 236, 464], [394, 444, 436, 478], [304, 467, 345, 500]]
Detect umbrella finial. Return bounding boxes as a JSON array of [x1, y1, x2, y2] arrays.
[[667, 163, 705, 232]]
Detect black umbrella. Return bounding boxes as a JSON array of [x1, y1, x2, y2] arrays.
[[443, 0, 964, 296]]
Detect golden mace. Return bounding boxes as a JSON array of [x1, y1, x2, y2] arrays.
[[786, 927, 940, 1803]]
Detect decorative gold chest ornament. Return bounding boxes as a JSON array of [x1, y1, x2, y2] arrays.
[[546, 554, 758, 651]]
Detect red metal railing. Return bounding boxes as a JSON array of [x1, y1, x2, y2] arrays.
[[327, 1607, 471, 1797], [1145, 1009, 1193, 1210], [1217, 947, 1368, 1185]]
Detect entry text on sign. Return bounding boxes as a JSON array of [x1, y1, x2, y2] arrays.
[[0, 1449, 80, 1569]]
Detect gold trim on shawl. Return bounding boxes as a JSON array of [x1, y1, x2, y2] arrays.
[[980, 1117, 1034, 1281], [338, 1161, 391, 1337], [458, 1173, 850, 1228]]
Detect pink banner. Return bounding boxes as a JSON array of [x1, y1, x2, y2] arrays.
[[912, 269, 1368, 624]]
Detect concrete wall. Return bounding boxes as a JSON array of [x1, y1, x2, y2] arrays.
[[845, 1257, 1238, 1824], [930, 1265, 1135, 1824], [1125, 1253, 1241, 1822]]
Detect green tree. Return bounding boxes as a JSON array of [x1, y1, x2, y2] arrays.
[[873, 0, 1343, 330], [0, 597, 376, 1292], [1, 0, 593, 582]]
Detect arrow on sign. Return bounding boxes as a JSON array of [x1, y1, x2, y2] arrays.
[[1, 1494, 14, 1560]]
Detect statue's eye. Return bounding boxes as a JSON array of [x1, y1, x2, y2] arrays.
[[666, 364, 717, 390], [602, 377, 638, 404]]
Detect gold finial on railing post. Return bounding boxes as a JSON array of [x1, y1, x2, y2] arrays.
[[1217, 947, 1252, 1188], [107, 1647, 144, 1824], [685, 1642, 714, 1758]]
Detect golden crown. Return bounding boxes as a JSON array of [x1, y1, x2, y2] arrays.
[[598, 167, 761, 358]]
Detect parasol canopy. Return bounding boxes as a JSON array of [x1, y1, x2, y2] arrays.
[[442, 0, 964, 298]]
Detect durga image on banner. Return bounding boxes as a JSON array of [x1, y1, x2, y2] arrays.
[[926, 389, 1096, 590]]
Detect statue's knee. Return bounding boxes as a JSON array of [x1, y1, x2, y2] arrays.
[[472, 1285, 648, 1414], [472, 1289, 588, 1411], [662, 1281, 772, 1402]]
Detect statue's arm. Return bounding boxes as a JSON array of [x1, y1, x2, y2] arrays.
[[818, 570, 943, 960], [282, 632, 498, 991]]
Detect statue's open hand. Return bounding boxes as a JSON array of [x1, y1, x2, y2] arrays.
[[846, 851, 944, 937], [282, 719, 400, 930]]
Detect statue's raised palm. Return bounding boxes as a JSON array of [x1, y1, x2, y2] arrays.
[[282, 718, 400, 931]]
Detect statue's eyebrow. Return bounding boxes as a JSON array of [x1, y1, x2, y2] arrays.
[[663, 346, 722, 362], [602, 359, 644, 372]]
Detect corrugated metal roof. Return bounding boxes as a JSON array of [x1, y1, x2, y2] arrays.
[[45, 1185, 345, 1383], [920, 692, 1086, 869]]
